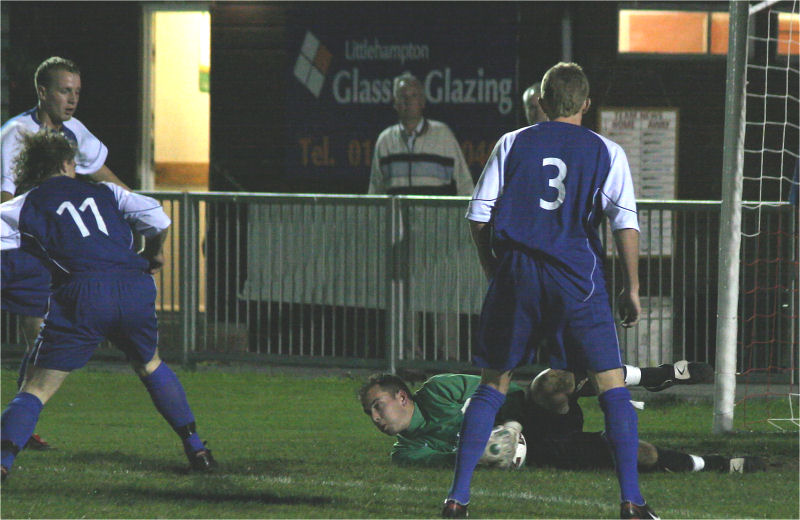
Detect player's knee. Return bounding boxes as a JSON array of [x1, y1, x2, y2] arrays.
[[21, 316, 43, 350], [19, 367, 68, 404], [133, 352, 162, 377], [637, 441, 658, 469], [590, 367, 626, 395]]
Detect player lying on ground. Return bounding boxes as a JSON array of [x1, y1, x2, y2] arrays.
[[359, 364, 765, 473], [0, 130, 215, 481]]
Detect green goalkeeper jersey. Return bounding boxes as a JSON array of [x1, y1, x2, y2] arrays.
[[391, 374, 526, 466]]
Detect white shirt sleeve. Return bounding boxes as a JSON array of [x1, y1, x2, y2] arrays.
[[598, 137, 639, 232], [66, 119, 108, 175], [0, 194, 27, 250], [465, 131, 518, 222], [102, 183, 171, 237], [1, 122, 25, 195]]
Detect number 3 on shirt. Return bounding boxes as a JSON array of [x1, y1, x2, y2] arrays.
[[57, 198, 109, 237], [540, 157, 566, 210]]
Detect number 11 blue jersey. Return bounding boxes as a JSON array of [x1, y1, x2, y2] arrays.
[[1, 176, 170, 279]]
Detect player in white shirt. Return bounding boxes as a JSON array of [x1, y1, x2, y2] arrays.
[[0, 57, 130, 449], [1, 56, 128, 200]]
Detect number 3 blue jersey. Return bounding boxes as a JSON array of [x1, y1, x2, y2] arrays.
[[467, 121, 639, 295], [1, 176, 170, 278]]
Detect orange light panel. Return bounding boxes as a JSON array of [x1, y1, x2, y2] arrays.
[[710, 12, 729, 55], [777, 13, 799, 57], [620, 10, 708, 54]]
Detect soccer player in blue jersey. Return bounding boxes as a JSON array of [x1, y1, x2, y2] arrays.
[[0, 130, 215, 481], [1, 57, 130, 449], [442, 62, 656, 519]]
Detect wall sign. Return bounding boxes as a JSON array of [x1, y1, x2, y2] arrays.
[[600, 108, 679, 255], [286, 4, 518, 191]]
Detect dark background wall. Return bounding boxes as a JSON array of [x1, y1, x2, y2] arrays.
[[2, 1, 729, 198], [3, 1, 141, 188]]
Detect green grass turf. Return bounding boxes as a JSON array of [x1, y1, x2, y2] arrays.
[[1, 366, 797, 518]]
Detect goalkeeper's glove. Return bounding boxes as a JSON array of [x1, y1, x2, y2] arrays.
[[478, 421, 522, 469]]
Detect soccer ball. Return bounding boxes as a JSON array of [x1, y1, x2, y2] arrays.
[[512, 432, 527, 469], [481, 421, 528, 469]]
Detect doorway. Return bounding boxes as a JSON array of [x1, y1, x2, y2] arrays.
[[141, 5, 210, 191], [141, 4, 210, 317]]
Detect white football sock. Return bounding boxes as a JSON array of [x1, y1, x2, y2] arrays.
[[624, 365, 642, 386]]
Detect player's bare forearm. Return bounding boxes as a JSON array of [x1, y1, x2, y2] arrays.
[[613, 228, 641, 327], [469, 220, 497, 280], [89, 164, 130, 190], [141, 229, 168, 274]]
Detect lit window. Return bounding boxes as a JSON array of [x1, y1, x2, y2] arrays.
[[710, 12, 730, 55], [619, 9, 729, 55], [777, 13, 799, 56]]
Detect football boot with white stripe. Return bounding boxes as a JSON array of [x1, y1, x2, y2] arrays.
[[620, 501, 659, 519], [186, 443, 217, 472], [642, 360, 714, 392], [441, 499, 468, 518], [703, 454, 767, 473]]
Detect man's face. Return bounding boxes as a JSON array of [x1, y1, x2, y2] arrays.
[[524, 92, 547, 125], [38, 70, 81, 126], [394, 81, 425, 125], [362, 385, 413, 435]]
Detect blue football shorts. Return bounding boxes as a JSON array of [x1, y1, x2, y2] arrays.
[[473, 249, 623, 374], [1, 248, 51, 317], [32, 271, 159, 371]]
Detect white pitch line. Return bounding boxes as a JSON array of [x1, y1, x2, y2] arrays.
[[250, 474, 695, 517], [69, 467, 698, 517]]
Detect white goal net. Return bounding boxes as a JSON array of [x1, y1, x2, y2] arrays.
[[738, 0, 799, 429]]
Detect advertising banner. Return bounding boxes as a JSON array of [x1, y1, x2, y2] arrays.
[[286, 4, 518, 192]]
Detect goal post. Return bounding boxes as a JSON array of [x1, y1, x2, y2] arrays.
[[713, 0, 750, 434], [715, 0, 799, 433]]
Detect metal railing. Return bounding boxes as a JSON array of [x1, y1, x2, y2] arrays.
[[2, 194, 796, 375]]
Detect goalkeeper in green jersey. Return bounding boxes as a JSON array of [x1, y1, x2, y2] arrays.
[[358, 365, 765, 473]]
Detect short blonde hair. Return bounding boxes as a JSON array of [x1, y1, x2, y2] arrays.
[[35, 56, 80, 91], [540, 62, 589, 119]]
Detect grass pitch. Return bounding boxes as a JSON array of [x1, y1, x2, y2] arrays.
[[0, 365, 797, 519]]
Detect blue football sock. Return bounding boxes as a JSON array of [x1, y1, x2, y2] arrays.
[[140, 363, 204, 453], [447, 384, 506, 505], [1, 392, 44, 470], [599, 386, 644, 505], [16, 351, 31, 389]]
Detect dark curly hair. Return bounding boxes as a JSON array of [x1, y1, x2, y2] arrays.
[[12, 130, 76, 194]]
